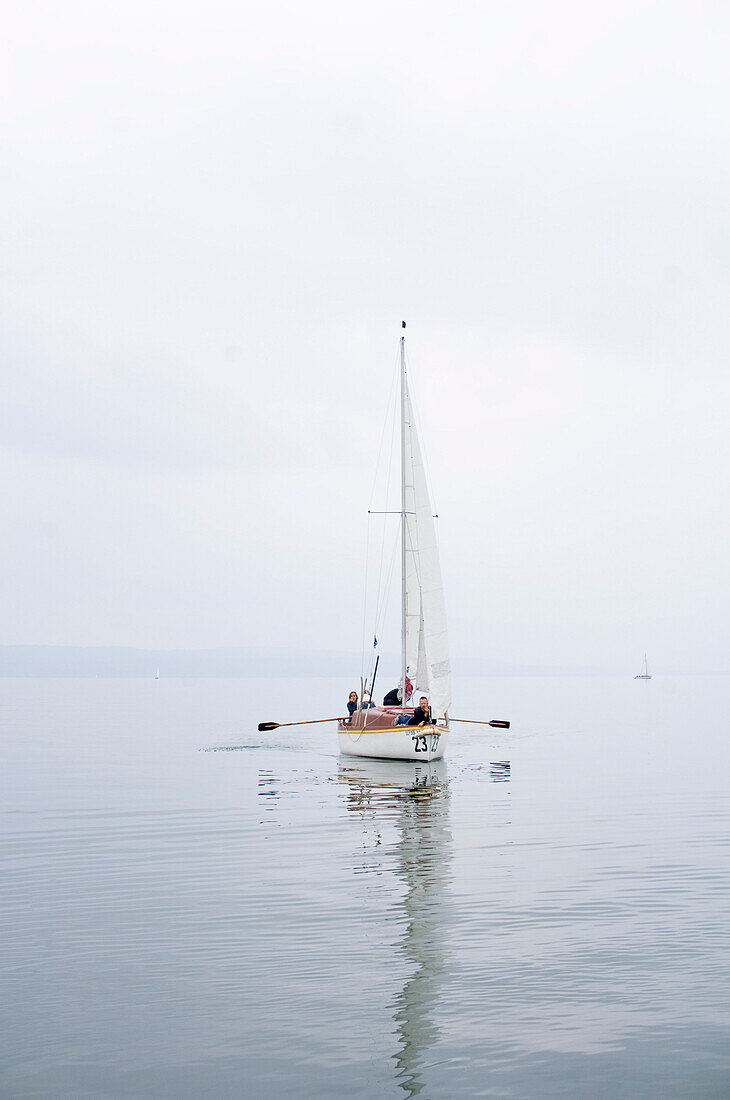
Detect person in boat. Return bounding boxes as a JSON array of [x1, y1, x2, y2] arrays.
[[361, 692, 375, 709], [346, 691, 359, 717], [408, 696, 436, 726], [383, 676, 413, 707]]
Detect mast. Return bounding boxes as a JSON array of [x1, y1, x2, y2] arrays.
[[400, 324, 407, 699]]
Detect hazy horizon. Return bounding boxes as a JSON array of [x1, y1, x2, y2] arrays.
[[0, 643, 721, 679], [3, 2, 729, 674]]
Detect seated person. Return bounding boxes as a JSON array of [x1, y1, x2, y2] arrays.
[[346, 691, 358, 717], [383, 686, 401, 706], [408, 696, 437, 726], [361, 692, 376, 709]]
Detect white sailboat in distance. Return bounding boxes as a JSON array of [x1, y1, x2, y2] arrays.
[[338, 325, 451, 762], [634, 654, 652, 680]]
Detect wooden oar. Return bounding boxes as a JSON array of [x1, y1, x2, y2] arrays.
[[258, 716, 509, 733], [445, 718, 511, 729], [258, 717, 347, 732]]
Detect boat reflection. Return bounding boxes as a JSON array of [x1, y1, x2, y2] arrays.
[[338, 758, 452, 1098]]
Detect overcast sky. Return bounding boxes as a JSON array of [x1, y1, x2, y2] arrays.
[[3, 0, 729, 673]]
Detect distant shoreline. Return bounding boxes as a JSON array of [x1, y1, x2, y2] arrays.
[[0, 645, 720, 678], [0, 645, 360, 679]]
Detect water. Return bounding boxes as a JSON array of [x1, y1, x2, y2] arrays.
[[2, 675, 729, 1098]]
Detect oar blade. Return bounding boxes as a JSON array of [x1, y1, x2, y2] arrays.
[[257, 722, 279, 732], [489, 719, 510, 729]]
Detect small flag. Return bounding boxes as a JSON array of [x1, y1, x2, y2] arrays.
[[405, 675, 413, 699], [373, 635, 378, 648]]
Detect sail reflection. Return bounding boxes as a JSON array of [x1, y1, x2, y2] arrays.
[[339, 759, 452, 1098]]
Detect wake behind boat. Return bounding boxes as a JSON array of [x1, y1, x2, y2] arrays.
[[338, 325, 450, 762]]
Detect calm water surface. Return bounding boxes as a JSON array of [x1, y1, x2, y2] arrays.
[[2, 675, 729, 1098]]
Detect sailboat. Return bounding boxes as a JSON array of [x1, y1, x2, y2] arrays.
[[338, 327, 450, 762], [634, 654, 652, 680]]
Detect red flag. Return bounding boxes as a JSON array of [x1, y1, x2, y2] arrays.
[[405, 676, 413, 700]]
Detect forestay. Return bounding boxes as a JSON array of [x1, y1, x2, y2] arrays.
[[402, 378, 451, 718]]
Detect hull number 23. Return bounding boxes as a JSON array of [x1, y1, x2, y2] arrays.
[[413, 733, 440, 754]]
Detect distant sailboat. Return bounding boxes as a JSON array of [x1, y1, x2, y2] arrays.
[[635, 654, 651, 680], [155, 668, 160, 680]]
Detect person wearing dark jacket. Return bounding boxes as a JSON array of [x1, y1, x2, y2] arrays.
[[346, 691, 358, 717], [408, 697, 436, 726], [383, 686, 401, 706]]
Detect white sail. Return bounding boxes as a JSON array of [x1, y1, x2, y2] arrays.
[[402, 380, 451, 718], [642, 654, 650, 677]]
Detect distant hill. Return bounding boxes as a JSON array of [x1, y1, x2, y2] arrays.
[[0, 645, 606, 677], [0, 646, 363, 678]]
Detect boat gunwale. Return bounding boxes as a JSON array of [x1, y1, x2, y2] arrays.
[[338, 705, 448, 736]]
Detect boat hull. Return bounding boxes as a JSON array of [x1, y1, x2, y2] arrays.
[[338, 728, 448, 762], [338, 706, 448, 762]]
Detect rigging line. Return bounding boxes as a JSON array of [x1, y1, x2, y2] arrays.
[[367, 548, 398, 693], [369, 524, 400, 682], [362, 353, 399, 682], [375, 522, 400, 626], [402, 440, 425, 596], [368, 535, 395, 688], [368, 353, 400, 510], [371, 366, 399, 652], [364, 550, 393, 695], [360, 508, 372, 682], [372, 534, 396, 645], [403, 341, 442, 541], [405, 523, 425, 588]]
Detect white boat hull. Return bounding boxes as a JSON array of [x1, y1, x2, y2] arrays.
[[338, 726, 448, 762]]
